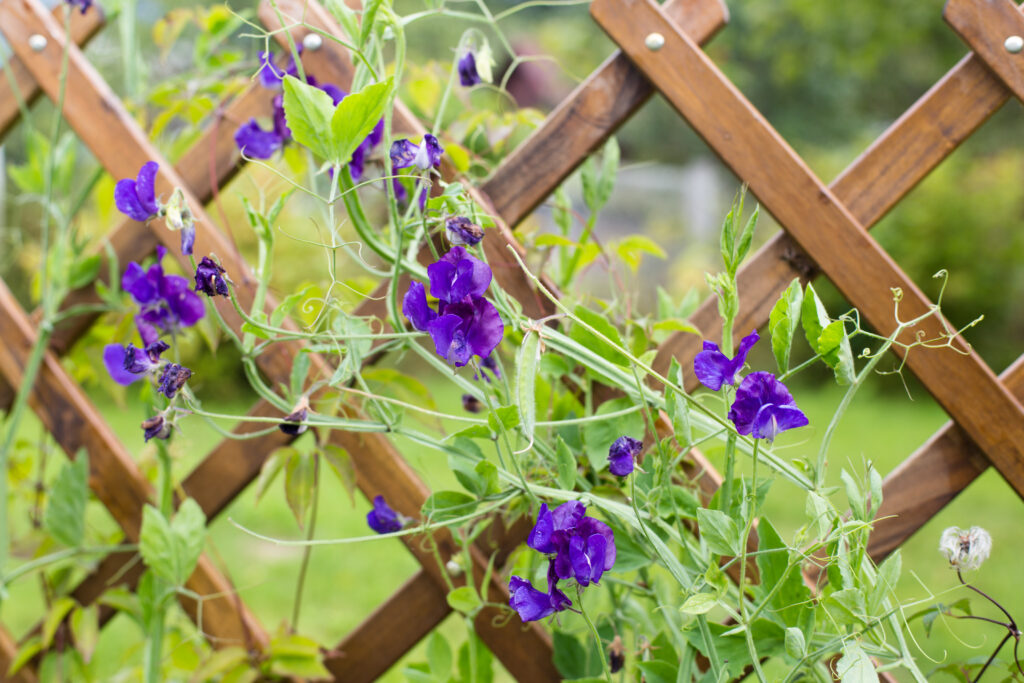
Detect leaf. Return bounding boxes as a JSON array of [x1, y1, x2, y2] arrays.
[[68, 254, 101, 290], [666, 388, 692, 449], [806, 490, 833, 539], [139, 499, 207, 586], [735, 204, 759, 267], [582, 397, 645, 470], [553, 630, 594, 679], [45, 452, 89, 547], [267, 634, 331, 679], [828, 588, 868, 626], [289, 352, 311, 399], [768, 278, 803, 373], [836, 641, 878, 683], [422, 491, 477, 522], [70, 605, 99, 663], [680, 592, 718, 615], [321, 444, 357, 506], [696, 507, 742, 556], [254, 449, 286, 504], [597, 136, 619, 211], [652, 318, 700, 335], [330, 78, 393, 166], [446, 586, 481, 615], [7, 635, 41, 677], [784, 627, 806, 659], [487, 405, 520, 434], [870, 549, 901, 613], [170, 498, 207, 583], [570, 304, 628, 366], [284, 450, 317, 528], [282, 75, 337, 160], [756, 519, 812, 628], [41, 597, 76, 649], [612, 234, 667, 272], [636, 661, 678, 683], [426, 631, 453, 681], [516, 330, 541, 444], [801, 283, 855, 384], [841, 469, 867, 521], [554, 435, 577, 491]]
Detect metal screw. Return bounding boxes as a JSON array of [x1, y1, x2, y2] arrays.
[[28, 34, 47, 52], [302, 32, 323, 51], [1005, 35, 1023, 53], [645, 32, 665, 51]]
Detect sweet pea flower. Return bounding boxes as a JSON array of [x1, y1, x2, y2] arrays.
[[102, 340, 169, 386], [157, 363, 192, 399], [446, 216, 484, 247], [114, 161, 160, 222], [608, 436, 641, 477], [458, 51, 482, 87], [727, 371, 808, 441], [694, 329, 759, 391], [194, 257, 229, 297], [279, 398, 310, 436], [122, 246, 204, 345], [141, 414, 172, 441], [939, 526, 992, 571], [391, 134, 444, 171], [528, 501, 616, 585], [65, 0, 93, 14], [257, 50, 298, 89], [367, 495, 405, 534], [508, 569, 571, 622]]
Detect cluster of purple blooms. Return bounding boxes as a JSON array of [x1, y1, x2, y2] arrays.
[[694, 330, 808, 441], [402, 246, 504, 367], [509, 501, 616, 622]]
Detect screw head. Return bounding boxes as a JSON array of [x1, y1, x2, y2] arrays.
[[302, 32, 323, 51], [1005, 35, 1023, 53], [645, 32, 665, 51], [28, 34, 47, 52]]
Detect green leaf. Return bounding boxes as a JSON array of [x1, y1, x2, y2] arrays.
[[68, 254, 102, 290], [422, 491, 477, 522], [284, 450, 317, 528], [450, 451, 486, 497], [582, 397, 645, 470], [553, 630, 593, 679], [841, 469, 866, 521], [487, 405, 520, 434], [597, 137, 619, 211], [836, 641, 878, 683], [139, 499, 207, 586], [70, 605, 99, 663], [735, 204, 759, 267], [254, 449, 286, 504], [321, 444, 357, 506], [612, 234, 666, 272], [756, 519, 812, 628], [282, 75, 337, 160], [516, 330, 541, 444], [870, 549, 901, 613], [446, 586, 481, 615], [289, 352, 311, 399], [570, 304, 628, 366], [7, 635, 41, 677], [474, 460, 500, 496], [801, 283, 856, 384], [696, 507, 741, 556], [267, 634, 331, 679], [636, 661, 677, 683], [426, 631, 453, 681], [554, 435, 577, 491], [806, 490, 833, 539], [329, 78, 393, 166], [828, 588, 868, 626], [45, 452, 89, 547], [784, 626, 806, 659], [768, 278, 803, 373], [41, 597, 76, 649], [666, 388, 692, 449], [680, 592, 718, 615]]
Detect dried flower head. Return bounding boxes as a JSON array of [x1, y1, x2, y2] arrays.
[[939, 526, 992, 571]]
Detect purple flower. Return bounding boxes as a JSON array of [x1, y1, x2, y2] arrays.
[[528, 502, 616, 585], [727, 371, 809, 442], [462, 394, 483, 413], [122, 246, 205, 344], [279, 401, 309, 436], [114, 161, 160, 222], [446, 216, 484, 247], [608, 436, 641, 477], [257, 51, 298, 89], [508, 571, 571, 622], [194, 257, 229, 297], [694, 329, 759, 391], [350, 120, 385, 182], [64, 0, 93, 14], [479, 354, 501, 382], [142, 414, 171, 441], [157, 363, 192, 399], [390, 134, 444, 171], [102, 340, 170, 385], [402, 248, 504, 367], [234, 120, 285, 160], [458, 51, 482, 87], [367, 495, 404, 534]]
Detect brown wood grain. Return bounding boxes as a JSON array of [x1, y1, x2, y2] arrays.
[[0, 622, 37, 683], [482, 0, 728, 227], [0, 4, 103, 139], [944, 0, 1024, 101], [0, 280, 267, 650]]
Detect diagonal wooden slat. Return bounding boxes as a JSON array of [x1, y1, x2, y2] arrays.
[[0, 4, 104, 138], [945, 0, 1024, 100], [593, 0, 1024, 499]]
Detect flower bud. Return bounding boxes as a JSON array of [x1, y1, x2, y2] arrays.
[[939, 526, 992, 571]]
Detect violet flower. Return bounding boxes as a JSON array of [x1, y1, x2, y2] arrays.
[[257, 50, 298, 89], [462, 394, 483, 413], [102, 340, 169, 386], [122, 246, 205, 345], [694, 329, 759, 391], [727, 371, 808, 441], [142, 414, 172, 442], [390, 134, 444, 171], [279, 400, 309, 436], [64, 0, 92, 14], [508, 570, 571, 622], [157, 363, 192, 399], [402, 247, 504, 367], [234, 120, 286, 160], [194, 257, 229, 297], [528, 501, 616, 585], [114, 161, 160, 222], [367, 495, 404, 534], [458, 51, 482, 87], [446, 216, 484, 247], [608, 436, 641, 477]]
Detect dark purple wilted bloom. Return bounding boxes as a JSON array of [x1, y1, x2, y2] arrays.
[[194, 257, 229, 297], [114, 161, 160, 222], [402, 247, 504, 367], [64, 0, 93, 14], [462, 394, 483, 413], [608, 435, 641, 477], [142, 414, 172, 442], [457, 51, 482, 87], [279, 399, 309, 436], [367, 495, 404, 534], [122, 246, 205, 345], [727, 371, 808, 442], [528, 501, 616, 586], [157, 363, 192, 399], [446, 216, 484, 247], [102, 340, 169, 386], [508, 570, 571, 622], [694, 329, 759, 391], [391, 134, 444, 171]]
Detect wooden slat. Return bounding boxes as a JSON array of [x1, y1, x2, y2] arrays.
[[945, 0, 1024, 101], [480, 0, 727, 226], [0, 623, 37, 683], [0, 280, 267, 650], [592, 0, 1024, 498], [0, 4, 104, 139]]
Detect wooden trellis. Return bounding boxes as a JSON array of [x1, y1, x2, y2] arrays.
[[0, 0, 1023, 679]]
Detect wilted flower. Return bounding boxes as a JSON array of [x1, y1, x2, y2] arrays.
[[114, 161, 160, 222], [122, 246, 204, 345], [462, 394, 483, 413], [102, 340, 169, 386], [528, 501, 616, 586], [194, 257, 229, 297], [279, 398, 309, 436], [446, 216, 484, 247], [508, 568, 571, 622], [727, 371, 808, 442], [694, 329, 759, 391], [141, 414, 172, 442], [402, 247, 504, 367], [367, 495, 405, 534], [457, 51, 482, 87], [157, 363, 192, 399], [939, 526, 992, 571], [390, 134, 444, 171], [608, 436, 641, 477]]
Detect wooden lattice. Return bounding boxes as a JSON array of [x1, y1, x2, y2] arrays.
[[1, 0, 1023, 679]]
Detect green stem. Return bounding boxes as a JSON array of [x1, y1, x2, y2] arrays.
[[738, 439, 766, 683], [291, 456, 320, 631], [143, 598, 165, 683], [577, 585, 612, 683], [561, 214, 597, 289]]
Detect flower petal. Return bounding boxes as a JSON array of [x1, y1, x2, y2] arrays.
[[234, 119, 284, 159], [135, 161, 160, 217], [402, 281, 438, 331], [103, 344, 142, 385], [114, 179, 152, 221]]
